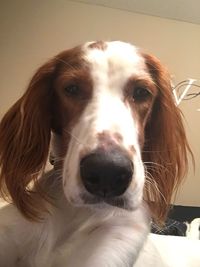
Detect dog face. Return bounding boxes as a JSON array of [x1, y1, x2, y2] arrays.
[[0, 41, 190, 222], [54, 41, 157, 211]]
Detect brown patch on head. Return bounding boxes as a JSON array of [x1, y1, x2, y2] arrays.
[[88, 41, 107, 50], [124, 76, 157, 148], [53, 47, 93, 150], [140, 52, 193, 225], [0, 44, 93, 220]]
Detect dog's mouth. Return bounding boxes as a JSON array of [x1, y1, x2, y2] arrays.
[[80, 193, 133, 211]]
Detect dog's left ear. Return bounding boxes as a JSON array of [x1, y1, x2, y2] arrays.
[[142, 53, 193, 224], [0, 57, 58, 220]]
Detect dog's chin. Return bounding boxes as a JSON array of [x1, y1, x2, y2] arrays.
[[78, 193, 138, 211]]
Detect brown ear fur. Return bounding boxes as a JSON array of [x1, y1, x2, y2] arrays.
[[0, 59, 57, 220], [142, 53, 193, 224]]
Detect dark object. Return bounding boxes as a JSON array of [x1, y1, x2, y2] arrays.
[[151, 218, 187, 236], [169, 205, 200, 223], [151, 205, 200, 236], [80, 148, 133, 198]]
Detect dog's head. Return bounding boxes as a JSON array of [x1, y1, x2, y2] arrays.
[[0, 41, 191, 223]]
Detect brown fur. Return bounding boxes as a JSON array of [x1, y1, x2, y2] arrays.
[[88, 41, 107, 50], [142, 53, 193, 223], [0, 46, 91, 220]]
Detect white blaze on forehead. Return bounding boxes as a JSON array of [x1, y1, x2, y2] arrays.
[[83, 41, 147, 149], [84, 41, 147, 89]]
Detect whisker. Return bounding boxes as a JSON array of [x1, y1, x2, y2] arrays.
[[144, 161, 165, 169], [51, 156, 65, 163], [54, 57, 79, 72], [144, 169, 167, 204], [64, 129, 89, 147]]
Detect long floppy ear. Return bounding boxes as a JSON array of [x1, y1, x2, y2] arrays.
[[142, 53, 193, 224], [0, 58, 57, 220]]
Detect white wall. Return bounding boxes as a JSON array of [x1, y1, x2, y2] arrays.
[[1, 0, 200, 206]]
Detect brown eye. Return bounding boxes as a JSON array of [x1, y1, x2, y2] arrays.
[[64, 84, 80, 96], [132, 87, 151, 101]]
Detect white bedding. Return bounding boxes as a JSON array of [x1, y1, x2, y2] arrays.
[[135, 233, 200, 267]]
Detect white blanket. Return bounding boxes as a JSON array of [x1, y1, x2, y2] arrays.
[[135, 233, 200, 267]]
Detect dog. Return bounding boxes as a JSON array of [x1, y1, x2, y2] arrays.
[[0, 41, 191, 267]]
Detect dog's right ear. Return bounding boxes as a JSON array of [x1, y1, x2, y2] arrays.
[[142, 53, 193, 225], [0, 58, 57, 220]]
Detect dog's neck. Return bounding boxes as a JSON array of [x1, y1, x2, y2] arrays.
[[34, 170, 150, 264], [38, 171, 93, 243]]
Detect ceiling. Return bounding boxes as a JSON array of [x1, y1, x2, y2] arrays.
[[71, 0, 200, 25]]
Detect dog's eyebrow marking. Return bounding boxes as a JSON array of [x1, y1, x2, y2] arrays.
[[88, 41, 107, 50]]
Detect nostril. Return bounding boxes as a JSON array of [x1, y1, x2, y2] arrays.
[[80, 148, 133, 198], [85, 175, 100, 187], [116, 173, 130, 184]]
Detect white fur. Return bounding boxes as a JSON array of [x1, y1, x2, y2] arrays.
[[0, 174, 149, 267], [63, 41, 147, 210], [1, 197, 199, 267]]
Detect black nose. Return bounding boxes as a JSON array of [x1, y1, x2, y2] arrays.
[[80, 149, 133, 198]]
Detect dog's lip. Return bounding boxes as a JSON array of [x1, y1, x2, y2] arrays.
[[105, 197, 125, 207], [80, 193, 131, 210]]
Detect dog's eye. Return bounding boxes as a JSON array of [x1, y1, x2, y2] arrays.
[[132, 87, 151, 101], [64, 84, 80, 96]]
